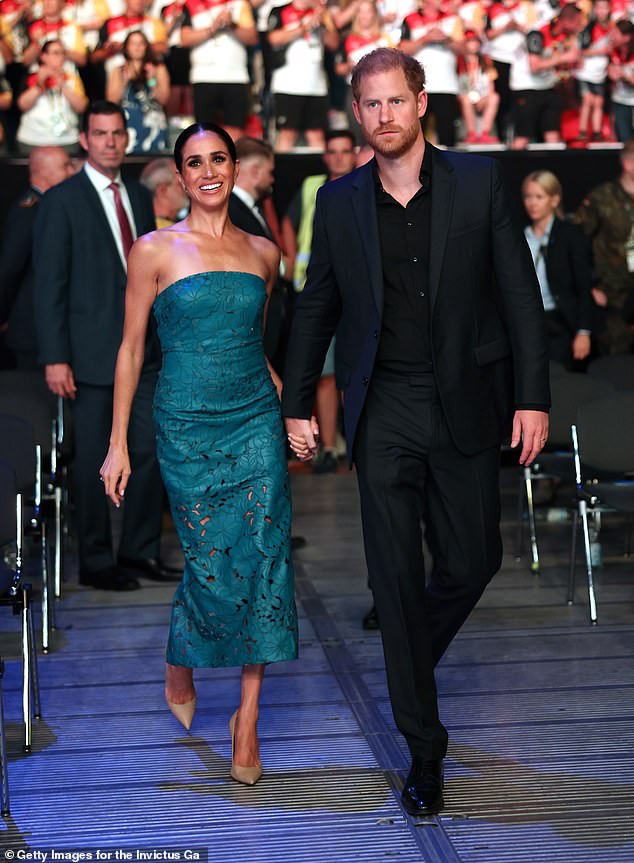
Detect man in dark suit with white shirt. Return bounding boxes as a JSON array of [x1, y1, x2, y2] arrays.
[[33, 101, 180, 591], [228, 136, 276, 239], [282, 49, 550, 817], [228, 135, 291, 372]]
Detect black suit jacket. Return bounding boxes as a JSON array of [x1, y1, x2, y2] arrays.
[[544, 217, 593, 332], [228, 191, 270, 238], [282, 146, 551, 462], [33, 169, 158, 385], [0, 187, 41, 358]]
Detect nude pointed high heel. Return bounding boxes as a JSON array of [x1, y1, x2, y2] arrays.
[[166, 695, 196, 732], [229, 710, 263, 786]]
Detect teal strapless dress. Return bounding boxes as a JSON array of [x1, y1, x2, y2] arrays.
[[152, 271, 298, 668]]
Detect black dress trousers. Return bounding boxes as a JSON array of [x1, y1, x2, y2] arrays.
[[354, 368, 503, 759], [71, 369, 164, 574]]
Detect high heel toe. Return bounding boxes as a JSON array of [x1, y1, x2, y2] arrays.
[[230, 710, 263, 785], [166, 695, 196, 731]]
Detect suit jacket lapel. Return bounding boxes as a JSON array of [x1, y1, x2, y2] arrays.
[[78, 170, 126, 277], [429, 146, 456, 310], [351, 160, 383, 316]]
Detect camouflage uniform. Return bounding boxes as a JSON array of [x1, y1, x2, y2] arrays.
[[575, 179, 634, 355]]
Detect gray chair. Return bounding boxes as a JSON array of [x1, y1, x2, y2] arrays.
[[0, 454, 42, 758], [0, 370, 71, 604], [587, 354, 634, 391], [0, 414, 54, 653], [569, 391, 634, 624], [517, 371, 614, 573]]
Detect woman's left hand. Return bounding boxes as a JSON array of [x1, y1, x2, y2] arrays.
[[100, 445, 131, 508]]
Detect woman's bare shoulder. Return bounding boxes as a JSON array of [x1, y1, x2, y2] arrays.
[[247, 232, 280, 272]]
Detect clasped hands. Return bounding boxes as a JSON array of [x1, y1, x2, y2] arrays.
[[285, 410, 549, 466], [285, 416, 320, 462]]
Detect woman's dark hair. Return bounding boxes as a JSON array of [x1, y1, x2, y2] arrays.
[[40, 39, 64, 57], [122, 30, 154, 85], [174, 123, 237, 172]]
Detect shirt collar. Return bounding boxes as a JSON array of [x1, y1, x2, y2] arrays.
[[83, 160, 123, 193], [526, 216, 555, 243], [232, 184, 257, 210], [373, 139, 433, 193]]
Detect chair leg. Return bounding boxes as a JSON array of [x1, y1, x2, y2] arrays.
[[26, 589, 42, 720], [567, 508, 579, 605], [579, 499, 598, 625], [0, 659, 9, 815], [524, 467, 540, 573], [21, 585, 32, 752], [41, 521, 50, 654], [515, 471, 525, 560], [54, 487, 62, 600]]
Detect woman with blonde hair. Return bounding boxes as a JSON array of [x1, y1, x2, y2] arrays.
[[522, 169, 594, 367]]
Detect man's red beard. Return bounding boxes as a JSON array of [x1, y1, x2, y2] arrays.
[[366, 118, 421, 158]]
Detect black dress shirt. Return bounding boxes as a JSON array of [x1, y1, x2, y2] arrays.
[[374, 143, 433, 373]]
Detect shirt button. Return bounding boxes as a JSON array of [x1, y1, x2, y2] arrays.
[[413, 257, 418, 263], [419, 291, 425, 297]]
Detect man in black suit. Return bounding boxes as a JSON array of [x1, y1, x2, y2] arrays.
[[228, 135, 292, 374], [33, 101, 180, 591], [228, 136, 276, 240], [282, 49, 550, 816], [0, 147, 74, 369]]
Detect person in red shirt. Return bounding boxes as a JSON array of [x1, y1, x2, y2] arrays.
[[22, 0, 87, 68], [575, 0, 615, 141], [608, 17, 634, 140]]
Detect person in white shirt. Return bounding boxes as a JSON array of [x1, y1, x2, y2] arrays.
[[180, 0, 258, 141], [17, 38, 88, 150], [267, 0, 339, 151]]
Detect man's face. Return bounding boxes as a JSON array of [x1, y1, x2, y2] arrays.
[[254, 156, 275, 200], [80, 113, 129, 175], [352, 67, 426, 159], [323, 136, 356, 180]]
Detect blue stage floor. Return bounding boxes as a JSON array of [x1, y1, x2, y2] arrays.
[[1, 468, 633, 862]]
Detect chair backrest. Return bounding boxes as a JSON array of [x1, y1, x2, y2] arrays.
[[549, 373, 615, 447], [0, 458, 16, 547], [0, 371, 53, 456], [587, 355, 634, 391], [576, 391, 634, 474], [0, 415, 36, 494]]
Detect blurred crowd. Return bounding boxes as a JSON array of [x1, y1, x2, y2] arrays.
[[0, 0, 633, 152]]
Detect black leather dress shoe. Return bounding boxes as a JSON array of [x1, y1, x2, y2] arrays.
[[118, 556, 183, 581], [362, 605, 380, 630], [401, 757, 444, 816], [79, 566, 141, 592]]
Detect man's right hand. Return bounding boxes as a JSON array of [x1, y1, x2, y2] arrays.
[[285, 416, 320, 461], [45, 363, 77, 399]]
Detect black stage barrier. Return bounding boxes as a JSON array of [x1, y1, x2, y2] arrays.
[[0, 147, 623, 226]]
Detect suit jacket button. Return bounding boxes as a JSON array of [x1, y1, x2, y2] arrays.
[[362, 376, 369, 385], [373, 330, 378, 338]]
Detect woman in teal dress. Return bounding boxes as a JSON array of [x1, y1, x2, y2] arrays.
[[100, 123, 298, 786]]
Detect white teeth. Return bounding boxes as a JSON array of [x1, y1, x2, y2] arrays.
[[200, 183, 221, 191]]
